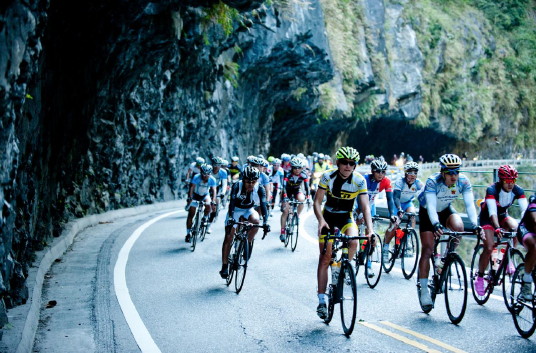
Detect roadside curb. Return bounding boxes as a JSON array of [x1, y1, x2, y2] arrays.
[[7, 201, 182, 353]]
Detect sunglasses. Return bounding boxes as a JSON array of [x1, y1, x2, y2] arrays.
[[244, 179, 257, 184], [442, 170, 460, 176], [406, 171, 417, 176], [339, 160, 356, 166], [373, 170, 386, 174], [503, 179, 516, 184]]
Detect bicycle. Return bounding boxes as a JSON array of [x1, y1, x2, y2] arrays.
[[322, 228, 364, 336], [189, 202, 208, 251], [354, 215, 383, 288], [417, 229, 474, 324], [469, 231, 525, 311], [383, 212, 420, 279], [509, 263, 536, 338], [281, 199, 306, 251]]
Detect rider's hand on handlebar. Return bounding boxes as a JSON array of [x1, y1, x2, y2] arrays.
[[225, 219, 234, 227], [494, 227, 504, 239], [474, 226, 485, 240], [263, 224, 271, 233], [397, 210, 404, 219], [433, 223, 444, 238]]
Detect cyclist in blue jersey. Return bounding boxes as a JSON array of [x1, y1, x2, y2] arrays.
[[280, 157, 310, 242], [269, 158, 285, 211], [383, 161, 424, 261], [474, 165, 528, 295], [517, 195, 536, 299], [207, 157, 229, 233], [185, 164, 217, 243], [417, 154, 483, 310]]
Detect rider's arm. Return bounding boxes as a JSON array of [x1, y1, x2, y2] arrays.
[[258, 185, 269, 223], [188, 183, 195, 199], [210, 186, 217, 202], [358, 193, 374, 236], [393, 189, 403, 213], [385, 190, 397, 218], [220, 175, 228, 195], [425, 192, 440, 226], [462, 190, 478, 228], [485, 198, 501, 229], [303, 176, 310, 197], [518, 197, 529, 218], [313, 188, 326, 221], [227, 183, 238, 218]]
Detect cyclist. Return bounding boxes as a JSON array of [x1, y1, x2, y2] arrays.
[[228, 156, 242, 181], [185, 157, 205, 182], [269, 158, 284, 212], [281, 153, 292, 173], [474, 165, 528, 295], [310, 153, 330, 199], [314, 147, 373, 319], [220, 166, 270, 278], [383, 161, 424, 261], [517, 194, 536, 300], [417, 154, 483, 310], [247, 157, 273, 208], [207, 157, 229, 233], [355, 158, 398, 275], [185, 164, 217, 243], [280, 157, 310, 242]]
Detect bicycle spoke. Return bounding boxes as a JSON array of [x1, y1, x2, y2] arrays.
[[510, 265, 536, 338], [235, 239, 249, 293], [401, 229, 419, 279], [365, 235, 383, 288], [444, 254, 468, 324], [339, 263, 357, 336], [470, 245, 492, 305], [291, 213, 299, 251]]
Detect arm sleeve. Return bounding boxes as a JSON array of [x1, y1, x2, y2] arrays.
[[304, 177, 310, 197], [227, 183, 238, 217], [463, 191, 478, 228], [220, 175, 228, 195], [485, 198, 498, 217], [258, 186, 268, 223], [425, 192, 440, 226], [386, 191, 397, 217], [518, 197, 529, 218], [393, 189, 402, 212]]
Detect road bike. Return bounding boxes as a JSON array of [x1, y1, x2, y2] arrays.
[[469, 231, 524, 311], [383, 212, 420, 279], [417, 229, 474, 324], [354, 215, 383, 288], [322, 228, 364, 336], [509, 263, 536, 338], [190, 202, 209, 251], [224, 220, 266, 294], [281, 199, 306, 251]]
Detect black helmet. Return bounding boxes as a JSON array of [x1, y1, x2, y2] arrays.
[[371, 159, 388, 171], [242, 166, 260, 180]]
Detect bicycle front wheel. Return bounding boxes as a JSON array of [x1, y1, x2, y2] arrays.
[[470, 245, 492, 305], [443, 254, 468, 324], [284, 215, 292, 247], [290, 213, 299, 252], [235, 240, 249, 294], [503, 248, 525, 312], [382, 241, 397, 274], [226, 239, 237, 286], [401, 229, 419, 279], [365, 234, 383, 288], [191, 212, 201, 252], [339, 261, 357, 336], [324, 284, 335, 324], [510, 264, 536, 338]]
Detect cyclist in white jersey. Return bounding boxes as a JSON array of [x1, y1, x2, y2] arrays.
[[186, 157, 205, 182], [207, 157, 228, 233], [185, 164, 217, 243], [416, 154, 483, 310]]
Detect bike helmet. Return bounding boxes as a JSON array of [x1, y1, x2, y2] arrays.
[[498, 165, 518, 180], [211, 156, 223, 166], [290, 157, 304, 168], [221, 159, 228, 165], [272, 158, 281, 165], [246, 155, 257, 164], [267, 156, 275, 163], [336, 146, 360, 161], [195, 157, 205, 164], [242, 166, 260, 180], [404, 161, 420, 172], [200, 163, 213, 175], [281, 153, 291, 162], [231, 156, 239, 162], [318, 153, 325, 160], [371, 159, 388, 171], [439, 154, 462, 170]]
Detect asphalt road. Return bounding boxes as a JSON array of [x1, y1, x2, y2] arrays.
[[28, 203, 536, 352]]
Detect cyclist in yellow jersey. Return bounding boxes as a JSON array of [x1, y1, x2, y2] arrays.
[[314, 146, 374, 319]]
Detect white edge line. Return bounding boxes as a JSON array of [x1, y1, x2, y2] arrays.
[[114, 210, 182, 353]]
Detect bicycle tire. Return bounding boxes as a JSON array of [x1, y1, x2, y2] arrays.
[[199, 219, 207, 242], [191, 210, 201, 252], [382, 241, 397, 274], [284, 214, 292, 247], [503, 248, 525, 312], [470, 245, 492, 305], [235, 239, 249, 294], [443, 253, 468, 325], [290, 213, 299, 252], [365, 234, 383, 288], [339, 261, 357, 336], [324, 284, 335, 324], [226, 238, 237, 286], [401, 229, 419, 280], [510, 264, 536, 338]]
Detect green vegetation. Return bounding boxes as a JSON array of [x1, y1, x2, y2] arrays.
[[201, 1, 242, 43], [223, 61, 240, 88]]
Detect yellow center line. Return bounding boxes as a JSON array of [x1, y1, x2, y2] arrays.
[[359, 322, 442, 353], [379, 321, 468, 353]]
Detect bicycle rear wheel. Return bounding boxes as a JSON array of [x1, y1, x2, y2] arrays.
[[401, 229, 419, 280], [510, 264, 536, 338], [470, 245, 492, 305], [382, 241, 397, 274], [365, 234, 383, 288], [324, 284, 335, 324], [290, 214, 299, 251], [443, 254, 468, 324], [226, 238, 237, 286], [503, 248, 525, 312], [235, 239, 249, 294], [191, 211, 201, 252], [339, 261, 357, 336], [284, 214, 292, 247]]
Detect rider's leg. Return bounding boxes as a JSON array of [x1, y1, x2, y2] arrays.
[[478, 227, 495, 275]]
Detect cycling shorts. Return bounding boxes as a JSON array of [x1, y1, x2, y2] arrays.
[[479, 213, 512, 231], [419, 205, 456, 232], [517, 223, 536, 246], [400, 200, 414, 211], [319, 210, 357, 243], [189, 193, 211, 209], [226, 207, 258, 225]]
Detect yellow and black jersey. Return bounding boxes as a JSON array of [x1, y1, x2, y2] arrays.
[[318, 169, 368, 212]]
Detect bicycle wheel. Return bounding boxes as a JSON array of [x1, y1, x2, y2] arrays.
[[290, 213, 299, 252], [382, 240, 397, 274], [443, 253, 468, 324], [191, 211, 201, 252], [503, 248, 525, 312], [284, 214, 292, 247], [510, 264, 536, 338], [365, 234, 383, 288], [226, 239, 237, 286], [324, 284, 335, 324], [401, 229, 419, 280], [339, 261, 357, 336], [199, 219, 207, 242], [235, 239, 249, 294], [470, 245, 492, 305]]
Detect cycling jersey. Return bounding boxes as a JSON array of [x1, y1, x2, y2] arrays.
[[187, 162, 201, 181], [480, 182, 527, 221], [418, 172, 478, 227], [393, 177, 424, 212], [270, 167, 284, 185], [354, 174, 397, 217], [517, 198, 536, 245], [318, 169, 367, 213], [313, 162, 330, 174], [212, 169, 228, 194], [190, 174, 217, 197], [227, 181, 268, 222], [228, 163, 242, 177], [283, 170, 310, 197], [281, 162, 292, 173]]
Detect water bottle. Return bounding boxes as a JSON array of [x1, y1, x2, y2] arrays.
[[434, 253, 444, 275], [491, 248, 499, 270], [497, 247, 505, 268], [331, 261, 341, 285]]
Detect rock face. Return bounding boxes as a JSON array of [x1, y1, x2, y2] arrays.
[[0, 0, 534, 328]]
